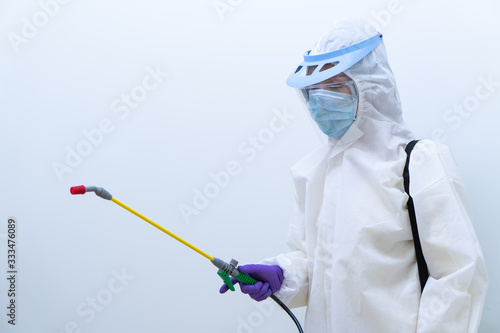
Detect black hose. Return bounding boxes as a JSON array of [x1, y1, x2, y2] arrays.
[[270, 294, 304, 333]]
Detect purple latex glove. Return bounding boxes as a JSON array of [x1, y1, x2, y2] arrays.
[[219, 264, 284, 302]]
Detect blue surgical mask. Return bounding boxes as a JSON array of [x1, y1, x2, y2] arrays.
[[307, 89, 358, 138]]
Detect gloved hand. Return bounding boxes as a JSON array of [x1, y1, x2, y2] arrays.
[[219, 264, 284, 302]]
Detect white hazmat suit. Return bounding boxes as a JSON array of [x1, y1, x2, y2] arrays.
[[261, 18, 488, 332]]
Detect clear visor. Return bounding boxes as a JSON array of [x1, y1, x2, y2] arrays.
[[297, 80, 358, 104]]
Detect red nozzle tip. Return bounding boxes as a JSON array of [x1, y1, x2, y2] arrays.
[[70, 185, 86, 195]]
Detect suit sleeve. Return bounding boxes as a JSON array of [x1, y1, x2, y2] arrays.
[[259, 192, 309, 308], [410, 140, 488, 333]]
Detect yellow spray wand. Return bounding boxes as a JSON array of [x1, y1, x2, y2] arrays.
[[111, 196, 214, 261], [70, 185, 256, 288], [70, 185, 303, 332]]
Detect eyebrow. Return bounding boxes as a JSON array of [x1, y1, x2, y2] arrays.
[[319, 76, 352, 84]]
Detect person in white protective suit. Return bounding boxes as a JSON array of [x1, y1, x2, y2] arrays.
[[220, 18, 488, 332]]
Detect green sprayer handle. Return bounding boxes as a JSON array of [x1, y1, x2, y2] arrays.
[[213, 257, 258, 291], [235, 271, 257, 285], [217, 269, 235, 291]]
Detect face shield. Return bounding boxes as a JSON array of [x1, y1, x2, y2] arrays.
[[285, 33, 382, 142], [298, 80, 358, 103]]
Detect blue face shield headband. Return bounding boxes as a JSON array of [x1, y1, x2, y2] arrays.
[[286, 33, 383, 88]]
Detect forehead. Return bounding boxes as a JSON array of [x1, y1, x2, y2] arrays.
[[319, 72, 352, 84]]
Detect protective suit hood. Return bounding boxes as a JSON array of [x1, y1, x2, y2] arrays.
[[308, 17, 413, 146]]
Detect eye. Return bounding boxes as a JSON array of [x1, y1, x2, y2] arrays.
[[326, 86, 351, 95]]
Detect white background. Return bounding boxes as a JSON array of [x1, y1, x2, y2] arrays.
[[1, 0, 499, 332]]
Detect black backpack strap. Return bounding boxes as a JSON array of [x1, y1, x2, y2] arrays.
[[404, 140, 429, 292]]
